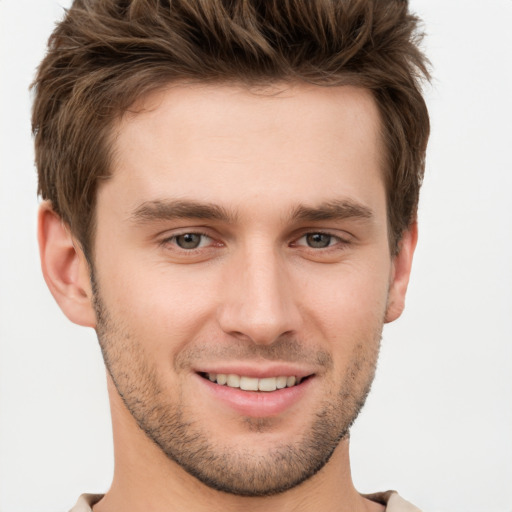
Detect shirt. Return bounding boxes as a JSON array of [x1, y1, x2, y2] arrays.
[[69, 490, 422, 511]]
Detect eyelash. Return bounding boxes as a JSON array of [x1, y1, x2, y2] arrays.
[[160, 231, 216, 251], [293, 232, 348, 250], [160, 231, 350, 252]]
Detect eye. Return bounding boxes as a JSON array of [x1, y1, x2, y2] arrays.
[[305, 233, 333, 248], [171, 233, 212, 250], [296, 232, 339, 249]]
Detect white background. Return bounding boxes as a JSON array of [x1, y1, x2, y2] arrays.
[[0, 1, 511, 511]]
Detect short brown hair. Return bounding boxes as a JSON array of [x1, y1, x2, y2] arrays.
[[32, 0, 430, 258]]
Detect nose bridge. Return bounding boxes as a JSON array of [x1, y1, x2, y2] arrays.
[[217, 239, 299, 344]]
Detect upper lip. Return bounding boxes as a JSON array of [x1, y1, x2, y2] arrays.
[[194, 362, 316, 379]]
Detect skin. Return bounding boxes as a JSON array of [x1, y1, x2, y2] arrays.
[[38, 83, 417, 512]]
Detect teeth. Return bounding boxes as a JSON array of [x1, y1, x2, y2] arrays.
[[258, 377, 277, 392], [205, 373, 303, 391], [226, 374, 240, 387], [286, 376, 296, 387], [240, 376, 259, 391], [276, 376, 287, 389]]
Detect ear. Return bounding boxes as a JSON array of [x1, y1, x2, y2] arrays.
[[385, 222, 418, 323], [38, 201, 97, 327]]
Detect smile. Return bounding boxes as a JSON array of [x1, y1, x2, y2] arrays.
[[200, 372, 306, 391]]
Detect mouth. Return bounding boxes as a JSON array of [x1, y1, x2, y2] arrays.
[[195, 369, 316, 417], [198, 372, 311, 392]]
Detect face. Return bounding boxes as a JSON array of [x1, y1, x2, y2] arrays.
[[91, 83, 401, 496]]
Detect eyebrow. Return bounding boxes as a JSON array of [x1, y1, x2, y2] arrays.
[[130, 199, 238, 224], [289, 199, 374, 223], [130, 198, 374, 226]]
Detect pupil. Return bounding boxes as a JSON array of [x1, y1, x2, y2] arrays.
[[307, 233, 331, 248], [176, 233, 201, 249]]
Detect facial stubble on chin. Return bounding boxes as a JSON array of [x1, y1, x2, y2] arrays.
[[91, 273, 382, 497]]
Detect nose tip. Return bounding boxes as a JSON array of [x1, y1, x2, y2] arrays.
[[216, 252, 301, 345], [224, 306, 294, 345]]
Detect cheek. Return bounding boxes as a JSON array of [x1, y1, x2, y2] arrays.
[[295, 261, 390, 343], [95, 256, 223, 353]]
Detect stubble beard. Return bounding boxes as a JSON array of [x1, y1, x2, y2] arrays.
[[92, 280, 382, 497]]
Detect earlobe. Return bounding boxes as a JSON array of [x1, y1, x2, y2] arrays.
[[384, 222, 418, 323], [38, 201, 97, 328]]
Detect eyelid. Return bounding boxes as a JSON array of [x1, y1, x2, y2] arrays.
[[156, 227, 352, 251], [291, 230, 352, 247], [159, 230, 216, 250]]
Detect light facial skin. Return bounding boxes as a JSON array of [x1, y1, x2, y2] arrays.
[[39, 83, 416, 512]]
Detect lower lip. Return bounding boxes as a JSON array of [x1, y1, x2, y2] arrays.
[[195, 374, 313, 418]]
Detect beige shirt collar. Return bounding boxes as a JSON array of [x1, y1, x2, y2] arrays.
[[69, 491, 422, 511]]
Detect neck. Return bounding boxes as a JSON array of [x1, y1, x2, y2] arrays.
[[94, 376, 383, 512]]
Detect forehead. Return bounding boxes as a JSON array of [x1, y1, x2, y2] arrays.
[[104, 82, 385, 222]]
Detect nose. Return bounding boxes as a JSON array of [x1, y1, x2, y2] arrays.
[[216, 243, 302, 345]]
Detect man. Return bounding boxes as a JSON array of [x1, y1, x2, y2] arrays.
[[32, 0, 430, 510]]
